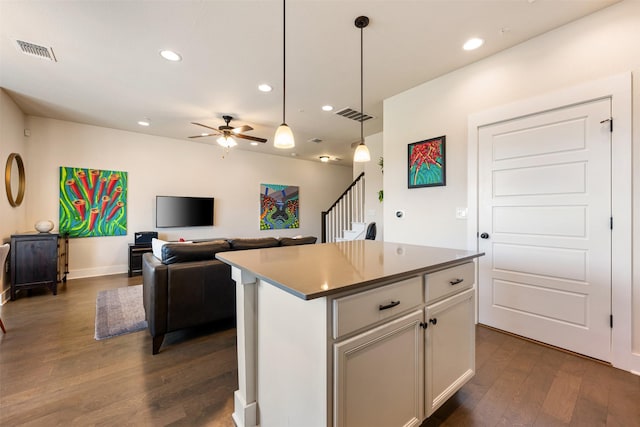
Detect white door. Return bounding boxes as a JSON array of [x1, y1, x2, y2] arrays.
[[478, 98, 612, 362]]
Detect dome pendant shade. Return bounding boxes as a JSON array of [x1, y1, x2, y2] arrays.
[[274, 123, 295, 149], [354, 142, 371, 162]]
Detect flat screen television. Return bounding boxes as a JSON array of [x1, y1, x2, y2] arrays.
[[156, 196, 214, 228]]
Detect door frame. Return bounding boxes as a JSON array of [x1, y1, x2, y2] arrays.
[[467, 72, 633, 372]]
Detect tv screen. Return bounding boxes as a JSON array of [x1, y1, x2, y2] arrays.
[[156, 196, 214, 228]]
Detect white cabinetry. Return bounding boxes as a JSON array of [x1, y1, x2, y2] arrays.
[[333, 262, 476, 426], [424, 288, 475, 416], [334, 310, 424, 427], [424, 262, 476, 416]]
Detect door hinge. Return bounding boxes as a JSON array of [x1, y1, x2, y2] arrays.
[[600, 118, 613, 132], [610, 217, 613, 230], [610, 314, 613, 328]]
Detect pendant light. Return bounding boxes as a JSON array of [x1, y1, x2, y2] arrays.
[[353, 15, 371, 163], [274, 0, 295, 149]]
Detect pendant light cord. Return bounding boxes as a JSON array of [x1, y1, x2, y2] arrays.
[[282, 0, 286, 124], [360, 24, 364, 143]]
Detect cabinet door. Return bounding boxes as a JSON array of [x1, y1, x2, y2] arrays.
[[12, 236, 58, 284], [424, 288, 475, 416], [334, 310, 423, 427]]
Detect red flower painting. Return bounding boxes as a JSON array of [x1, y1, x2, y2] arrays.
[[408, 136, 446, 188]]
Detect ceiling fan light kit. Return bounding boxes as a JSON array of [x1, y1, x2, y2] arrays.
[[353, 15, 371, 163], [274, 0, 295, 149], [217, 135, 237, 148]]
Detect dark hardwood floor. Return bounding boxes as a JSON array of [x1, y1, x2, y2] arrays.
[[1, 274, 638, 426]]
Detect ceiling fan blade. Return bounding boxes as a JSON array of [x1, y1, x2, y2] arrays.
[[191, 122, 221, 133], [236, 134, 267, 143], [233, 125, 253, 133], [188, 133, 216, 139]]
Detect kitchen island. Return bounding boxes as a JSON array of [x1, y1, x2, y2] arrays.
[[217, 240, 483, 427]]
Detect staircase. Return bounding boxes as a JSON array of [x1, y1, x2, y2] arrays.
[[321, 172, 365, 243]]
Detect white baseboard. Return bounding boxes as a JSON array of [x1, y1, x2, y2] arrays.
[[65, 264, 128, 280]]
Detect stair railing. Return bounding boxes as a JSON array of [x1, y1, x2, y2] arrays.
[[321, 172, 365, 243]]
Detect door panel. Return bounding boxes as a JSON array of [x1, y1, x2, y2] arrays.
[[478, 98, 612, 362]]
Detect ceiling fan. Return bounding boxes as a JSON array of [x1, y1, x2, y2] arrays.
[[189, 115, 268, 146]]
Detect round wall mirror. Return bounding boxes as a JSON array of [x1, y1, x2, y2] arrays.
[[5, 153, 25, 207]]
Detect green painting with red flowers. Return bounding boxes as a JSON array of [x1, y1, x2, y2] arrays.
[[59, 166, 127, 237], [408, 136, 446, 188]]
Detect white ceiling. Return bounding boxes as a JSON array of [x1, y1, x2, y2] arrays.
[[0, 0, 619, 165]]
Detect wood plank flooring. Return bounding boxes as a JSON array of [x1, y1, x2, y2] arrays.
[[1, 274, 639, 426]]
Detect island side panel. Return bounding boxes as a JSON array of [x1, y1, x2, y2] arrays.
[[231, 266, 259, 427], [258, 278, 329, 427]]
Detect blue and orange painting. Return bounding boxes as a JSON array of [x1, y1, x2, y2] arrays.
[[59, 167, 127, 237], [260, 183, 299, 230]]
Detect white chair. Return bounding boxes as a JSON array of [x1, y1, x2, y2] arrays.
[[0, 243, 9, 333]]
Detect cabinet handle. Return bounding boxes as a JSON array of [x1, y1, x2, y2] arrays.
[[449, 278, 464, 285], [429, 318, 438, 325], [379, 300, 400, 311]]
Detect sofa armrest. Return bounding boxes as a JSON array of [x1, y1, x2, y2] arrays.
[[142, 252, 168, 338]]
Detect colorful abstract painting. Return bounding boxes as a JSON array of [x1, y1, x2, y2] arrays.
[[408, 136, 446, 188], [59, 167, 127, 237], [260, 183, 299, 230]]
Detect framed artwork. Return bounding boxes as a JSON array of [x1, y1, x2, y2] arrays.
[[260, 183, 299, 230], [59, 167, 128, 237], [408, 135, 446, 188]]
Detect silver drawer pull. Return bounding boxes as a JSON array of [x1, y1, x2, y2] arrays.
[[449, 278, 464, 285], [379, 300, 400, 311]]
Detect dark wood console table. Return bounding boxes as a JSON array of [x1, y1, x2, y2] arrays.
[[128, 243, 152, 277], [10, 233, 60, 300]]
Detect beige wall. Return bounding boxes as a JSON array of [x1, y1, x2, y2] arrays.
[[382, 0, 639, 368], [19, 116, 352, 279], [0, 89, 27, 303]]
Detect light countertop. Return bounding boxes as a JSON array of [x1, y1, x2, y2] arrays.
[[216, 240, 483, 300]]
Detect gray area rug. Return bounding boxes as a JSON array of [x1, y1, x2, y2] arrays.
[[94, 284, 147, 340]]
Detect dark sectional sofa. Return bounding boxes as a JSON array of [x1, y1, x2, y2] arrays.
[[142, 236, 316, 354]]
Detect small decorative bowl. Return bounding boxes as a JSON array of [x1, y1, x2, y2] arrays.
[[35, 220, 54, 233]]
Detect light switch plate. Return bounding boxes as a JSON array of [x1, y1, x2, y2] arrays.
[[455, 207, 468, 219]]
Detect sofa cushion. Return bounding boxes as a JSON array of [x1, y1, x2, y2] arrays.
[[228, 237, 280, 250], [161, 240, 230, 264], [279, 236, 317, 246]]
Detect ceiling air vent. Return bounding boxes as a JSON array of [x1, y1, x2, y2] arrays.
[[14, 39, 57, 62], [335, 107, 374, 122]]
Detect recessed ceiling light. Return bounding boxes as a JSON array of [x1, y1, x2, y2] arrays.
[[258, 84, 273, 92], [250, 142, 259, 146], [160, 50, 182, 62], [138, 119, 150, 126], [319, 156, 330, 162], [463, 38, 484, 51], [322, 105, 333, 112]]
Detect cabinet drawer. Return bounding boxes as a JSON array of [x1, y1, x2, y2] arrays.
[[425, 262, 474, 304], [333, 276, 422, 339]]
